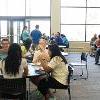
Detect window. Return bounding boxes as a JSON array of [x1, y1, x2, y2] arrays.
[[26, 0, 50, 16], [86, 25, 100, 41], [61, 25, 85, 41], [30, 20, 50, 37], [87, 8, 100, 24], [87, 0, 100, 7], [0, 21, 7, 37], [61, 8, 85, 24], [0, 0, 7, 16], [61, 0, 86, 7], [7, 0, 25, 16], [61, 0, 100, 41]]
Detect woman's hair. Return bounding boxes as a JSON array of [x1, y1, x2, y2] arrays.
[[5, 43, 22, 76], [23, 38, 32, 51], [22, 26, 27, 33], [48, 43, 67, 64]]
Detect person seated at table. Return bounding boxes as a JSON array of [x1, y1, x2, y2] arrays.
[[37, 43, 69, 100], [0, 43, 28, 78], [32, 37, 50, 65], [95, 34, 100, 64], [90, 33, 97, 57], [21, 38, 32, 58], [61, 34, 69, 48], [0, 38, 10, 53], [54, 32, 64, 45]]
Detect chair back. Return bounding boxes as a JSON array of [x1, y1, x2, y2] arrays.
[[68, 65, 72, 85], [81, 52, 87, 62], [0, 78, 26, 95]]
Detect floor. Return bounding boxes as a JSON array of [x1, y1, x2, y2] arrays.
[[28, 53, 100, 100]]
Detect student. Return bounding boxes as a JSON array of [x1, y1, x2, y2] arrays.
[[90, 34, 97, 56], [32, 37, 50, 65], [21, 38, 32, 58], [55, 32, 63, 45], [61, 34, 69, 48], [21, 26, 31, 44], [0, 43, 28, 78], [31, 25, 42, 50], [37, 43, 69, 100], [0, 38, 10, 53], [95, 34, 100, 64]]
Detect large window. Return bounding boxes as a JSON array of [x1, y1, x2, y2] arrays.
[[61, 0, 100, 41], [0, 21, 7, 37], [7, 0, 25, 16], [61, 8, 85, 24], [0, 0, 50, 16], [0, 0, 50, 42], [30, 20, 50, 36], [26, 0, 50, 16], [61, 25, 85, 41]]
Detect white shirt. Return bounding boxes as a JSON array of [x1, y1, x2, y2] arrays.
[[0, 58, 27, 79]]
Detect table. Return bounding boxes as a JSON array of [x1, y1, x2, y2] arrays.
[[58, 45, 66, 48], [61, 52, 68, 56], [27, 63, 46, 95], [0, 63, 46, 98], [27, 63, 45, 77]]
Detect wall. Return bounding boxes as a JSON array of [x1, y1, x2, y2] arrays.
[[51, 0, 61, 34], [68, 42, 90, 53]]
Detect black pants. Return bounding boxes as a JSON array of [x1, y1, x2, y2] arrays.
[[38, 77, 68, 96]]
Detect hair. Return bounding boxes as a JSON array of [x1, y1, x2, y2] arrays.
[[48, 43, 67, 64], [23, 38, 32, 51], [35, 25, 39, 29], [5, 43, 22, 76], [57, 32, 60, 35], [22, 26, 27, 33], [61, 34, 66, 37], [98, 34, 100, 39], [1, 38, 9, 44], [23, 26, 27, 30]]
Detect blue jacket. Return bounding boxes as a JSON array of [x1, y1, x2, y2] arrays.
[[55, 36, 64, 45], [31, 29, 42, 44]]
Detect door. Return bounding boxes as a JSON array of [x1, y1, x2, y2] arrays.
[[0, 20, 24, 43]]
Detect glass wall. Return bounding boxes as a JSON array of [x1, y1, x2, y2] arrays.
[[61, 0, 100, 41], [30, 20, 50, 36], [0, 0, 50, 43], [26, 0, 50, 16]]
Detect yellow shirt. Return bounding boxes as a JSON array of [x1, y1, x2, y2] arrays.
[[48, 56, 68, 85], [21, 46, 27, 57]]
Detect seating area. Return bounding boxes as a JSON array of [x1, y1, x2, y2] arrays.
[[0, 0, 100, 100], [26, 53, 100, 100]]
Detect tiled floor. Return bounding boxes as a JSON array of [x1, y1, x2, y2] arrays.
[[28, 53, 100, 100]]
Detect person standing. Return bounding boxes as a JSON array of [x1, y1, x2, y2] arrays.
[[21, 26, 31, 44], [31, 25, 42, 51]]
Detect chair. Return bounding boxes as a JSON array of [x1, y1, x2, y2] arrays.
[[69, 52, 88, 80], [0, 78, 28, 100], [51, 65, 71, 100]]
